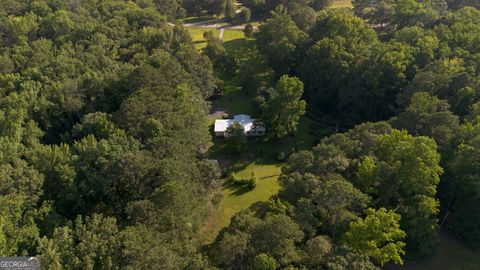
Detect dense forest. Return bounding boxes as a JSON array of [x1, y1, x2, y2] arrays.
[[0, 0, 480, 269]]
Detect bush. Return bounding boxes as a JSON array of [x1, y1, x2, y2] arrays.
[[246, 174, 257, 189], [229, 171, 257, 190], [244, 23, 254, 38], [212, 192, 224, 208], [266, 198, 289, 214]]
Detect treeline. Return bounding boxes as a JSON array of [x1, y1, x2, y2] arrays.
[[206, 1, 480, 270], [0, 0, 222, 269], [253, 1, 480, 126]]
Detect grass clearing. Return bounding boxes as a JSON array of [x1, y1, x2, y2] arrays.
[[201, 23, 330, 244], [331, 0, 353, 8], [186, 28, 220, 50], [222, 29, 245, 42], [203, 163, 282, 243]]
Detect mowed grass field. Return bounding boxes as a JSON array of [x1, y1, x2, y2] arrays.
[[186, 28, 220, 49], [202, 163, 282, 242]]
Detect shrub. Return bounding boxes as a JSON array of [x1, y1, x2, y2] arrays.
[[244, 23, 254, 38], [229, 171, 257, 190]]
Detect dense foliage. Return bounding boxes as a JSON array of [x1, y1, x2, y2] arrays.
[[1, 0, 480, 269], [0, 0, 220, 269]]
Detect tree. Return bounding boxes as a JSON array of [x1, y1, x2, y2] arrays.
[[209, 209, 263, 268], [250, 213, 304, 267], [72, 112, 124, 140], [241, 8, 252, 23], [289, 4, 317, 31], [327, 250, 380, 270], [255, 6, 307, 74], [393, 0, 439, 28], [225, 0, 237, 21], [0, 194, 40, 256], [120, 224, 207, 270], [0, 160, 44, 204], [343, 208, 406, 266], [261, 75, 306, 138], [393, 26, 440, 67], [225, 122, 247, 153], [353, 0, 395, 28], [244, 24, 254, 38], [374, 130, 442, 257], [311, 175, 370, 240], [304, 235, 332, 266], [300, 9, 403, 125], [445, 122, 480, 248], [398, 58, 477, 117], [38, 214, 120, 270], [153, 0, 182, 21], [252, 253, 277, 270], [203, 31, 229, 71], [390, 92, 460, 150], [310, 0, 333, 10]]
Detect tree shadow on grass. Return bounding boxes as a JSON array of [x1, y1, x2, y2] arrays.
[[222, 180, 252, 196], [223, 38, 256, 59], [182, 16, 218, 25], [229, 185, 253, 196]]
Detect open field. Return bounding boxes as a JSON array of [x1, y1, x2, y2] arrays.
[[203, 163, 282, 242], [186, 28, 220, 49]]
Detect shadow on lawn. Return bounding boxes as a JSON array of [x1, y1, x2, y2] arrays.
[[223, 38, 256, 59], [182, 16, 218, 25], [222, 179, 252, 196]]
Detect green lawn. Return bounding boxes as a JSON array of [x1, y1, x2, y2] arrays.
[[186, 28, 220, 49], [222, 29, 245, 42], [203, 163, 282, 242], [181, 15, 263, 27], [186, 28, 248, 50], [331, 0, 353, 8]]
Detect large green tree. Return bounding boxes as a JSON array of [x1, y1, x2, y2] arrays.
[[390, 92, 460, 150], [255, 6, 307, 74], [343, 208, 406, 266], [261, 75, 306, 138]]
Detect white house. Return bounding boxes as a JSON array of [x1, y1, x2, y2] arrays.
[[214, 114, 266, 137]]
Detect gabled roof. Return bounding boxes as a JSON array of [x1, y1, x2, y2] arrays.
[[233, 114, 251, 124], [214, 119, 234, 132]]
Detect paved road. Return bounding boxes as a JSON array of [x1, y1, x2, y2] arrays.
[[183, 22, 258, 31]]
